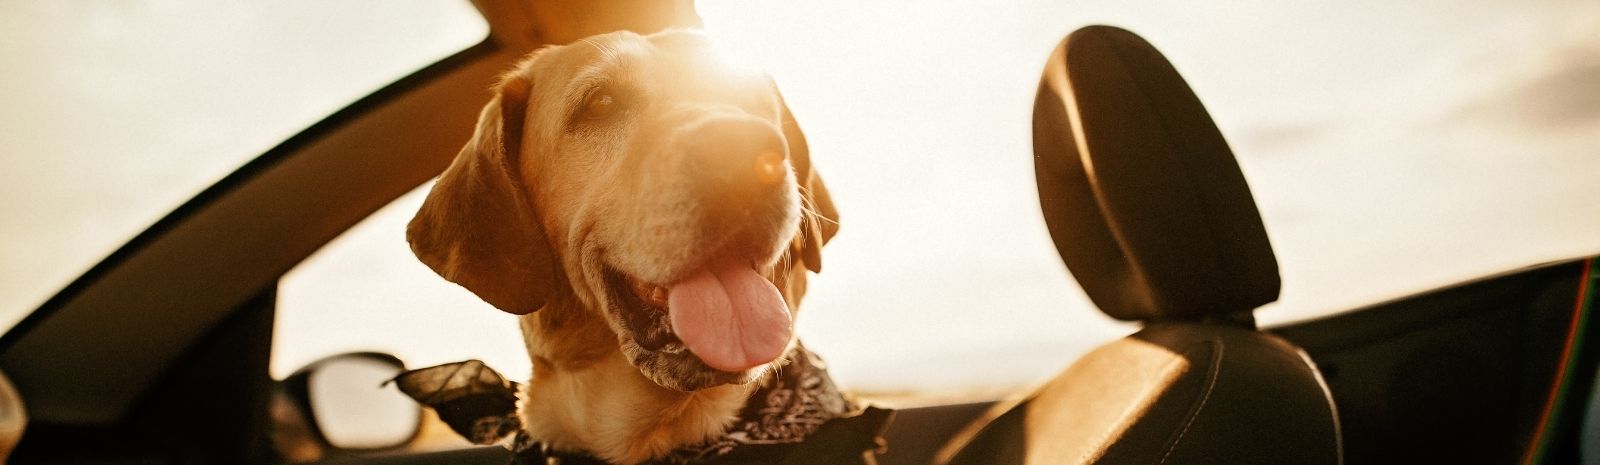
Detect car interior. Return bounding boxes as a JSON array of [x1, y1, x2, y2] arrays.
[[0, 1, 1595, 465]]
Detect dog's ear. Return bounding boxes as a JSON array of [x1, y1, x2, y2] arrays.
[[408, 75, 557, 315], [780, 99, 839, 274]]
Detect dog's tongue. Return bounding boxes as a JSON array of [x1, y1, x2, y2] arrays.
[[667, 260, 792, 372]]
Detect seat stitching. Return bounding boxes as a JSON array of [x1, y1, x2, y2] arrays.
[[1071, 352, 1191, 464], [1156, 338, 1224, 465]]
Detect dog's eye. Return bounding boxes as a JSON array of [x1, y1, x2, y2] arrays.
[[580, 90, 620, 120]]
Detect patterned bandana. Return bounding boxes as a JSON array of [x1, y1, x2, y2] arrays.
[[393, 344, 894, 465]]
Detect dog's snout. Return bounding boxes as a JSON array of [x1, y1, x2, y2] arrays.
[[685, 118, 789, 196], [753, 151, 786, 186]]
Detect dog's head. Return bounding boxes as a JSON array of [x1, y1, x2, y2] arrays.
[[407, 30, 838, 391]]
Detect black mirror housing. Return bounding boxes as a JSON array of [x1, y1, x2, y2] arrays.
[[275, 352, 422, 460]]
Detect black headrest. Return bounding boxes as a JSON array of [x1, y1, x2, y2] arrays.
[[1033, 25, 1280, 322]]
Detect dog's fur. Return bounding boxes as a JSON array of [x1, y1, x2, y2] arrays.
[[407, 30, 837, 465]]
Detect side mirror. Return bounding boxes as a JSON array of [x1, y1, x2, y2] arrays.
[[0, 369, 25, 464], [278, 352, 421, 457]]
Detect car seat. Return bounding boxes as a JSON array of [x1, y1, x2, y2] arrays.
[[937, 25, 1343, 465]]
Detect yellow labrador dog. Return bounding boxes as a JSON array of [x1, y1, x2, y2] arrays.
[[407, 30, 848, 464]]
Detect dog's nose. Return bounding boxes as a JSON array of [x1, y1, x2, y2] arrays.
[[686, 118, 789, 194], [753, 150, 786, 186]]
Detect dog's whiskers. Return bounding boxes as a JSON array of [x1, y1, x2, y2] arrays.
[[796, 185, 838, 227]]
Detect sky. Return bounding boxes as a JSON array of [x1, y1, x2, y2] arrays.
[[0, 0, 487, 328], [3, 1, 1599, 398]]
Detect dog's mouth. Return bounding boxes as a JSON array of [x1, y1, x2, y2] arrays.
[[602, 259, 793, 391]]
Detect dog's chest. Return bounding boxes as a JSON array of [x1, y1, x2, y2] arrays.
[[397, 345, 893, 465]]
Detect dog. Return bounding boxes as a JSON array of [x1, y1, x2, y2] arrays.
[[404, 30, 880, 465]]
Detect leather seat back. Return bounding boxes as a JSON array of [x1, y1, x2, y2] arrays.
[[1020, 325, 1340, 464]]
